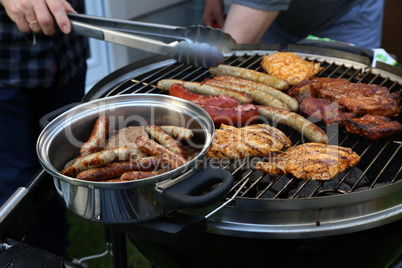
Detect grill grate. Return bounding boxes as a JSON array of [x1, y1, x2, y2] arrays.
[[87, 50, 402, 202]]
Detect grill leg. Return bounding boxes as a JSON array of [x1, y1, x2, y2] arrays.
[[108, 226, 127, 268]]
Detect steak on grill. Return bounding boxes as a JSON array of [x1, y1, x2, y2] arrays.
[[254, 142, 360, 180], [344, 115, 402, 141], [300, 97, 357, 126]]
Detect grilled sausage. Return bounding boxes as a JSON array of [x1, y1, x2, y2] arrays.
[[203, 78, 290, 110], [76, 156, 162, 181], [120, 170, 167, 181], [157, 79, 253, 104], [61, 146, 143, 177], [135, 136, 187, 169], [146, 125, 186, 159], [169, 83, 239, 108], [159, 126, 194, 140], [257, 106, 328, 144], [80, 116, 110, 156], [211, 76, 299, 111], [209, 64, 289, 90], [200, 104, 259, 127]]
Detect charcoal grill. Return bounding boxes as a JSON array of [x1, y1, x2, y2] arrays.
[[1, 44, 401, 267], [82, 44, 402, 267]]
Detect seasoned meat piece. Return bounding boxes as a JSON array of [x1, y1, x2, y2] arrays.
[[288, 78, 350, 103], [344, 115, 402, 141], [105, 126, 148, 149], [105, 126, 148, 159], [300, 97, 357, 126], [261, 52, 323, 85], [254, 143, 360, 180], [207, 124, 291, 159], [316, 82, 400, 117]]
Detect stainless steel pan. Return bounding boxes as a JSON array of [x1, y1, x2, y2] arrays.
[[36, 94, 233, 223]]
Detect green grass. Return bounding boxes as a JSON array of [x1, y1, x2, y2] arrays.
[[66, 211, 152, 268]]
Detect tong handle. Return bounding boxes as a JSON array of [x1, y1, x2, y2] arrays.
[[68, 13, 236, 52]]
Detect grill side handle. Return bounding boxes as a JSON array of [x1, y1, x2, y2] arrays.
[[161, 164, 233, 210]]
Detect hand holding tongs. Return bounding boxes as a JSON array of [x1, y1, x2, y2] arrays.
[[68, 13, 237, 68]]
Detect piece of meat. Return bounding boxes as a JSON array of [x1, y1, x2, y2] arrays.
[[61, 146, 141, 177], [257, 105, 328, 144], [203, 78, 290, 110], [199, 103, 259, 127], [120, 170, 167, 181], [207, 124, 291, 159], [211, 75, 299, 111], [158, 126, 194, 140], [261, 52, 323, 85], [344, 115, 402, 141], [80, 116, 110, 156], [169, 83, 239, 108], [76, 156, 162, 181], [315, 82, 400, 117], [288, 78, 350, 103], [209, 64, 289, 90], [300, 97, 357, 126], [146, 125, 187, 159], [135, 136, 187, 169], [254, 142, 360, 180]]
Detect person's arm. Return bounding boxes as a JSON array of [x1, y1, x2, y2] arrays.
[[202, 0, 225, 28], [0, 0, 75, 35], [223, 4, 279, 44]]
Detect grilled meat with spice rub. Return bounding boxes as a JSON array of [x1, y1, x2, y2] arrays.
[[254, 143, 360, 180]]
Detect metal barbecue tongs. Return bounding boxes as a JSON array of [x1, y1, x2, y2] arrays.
[[68, 13, 237, 68]]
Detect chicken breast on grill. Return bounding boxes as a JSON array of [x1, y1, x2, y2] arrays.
[[254, 143, 360, 180], [207, 124, 291, 159], [261, 52, 323, 85]]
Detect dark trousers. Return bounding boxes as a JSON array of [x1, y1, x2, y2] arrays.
[[0, 66, 87, 256]]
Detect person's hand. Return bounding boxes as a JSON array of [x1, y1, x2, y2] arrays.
[[202, 0, 225, 28], [0, 0, 75, 35]]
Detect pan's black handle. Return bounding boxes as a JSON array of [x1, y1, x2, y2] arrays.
[[162, 164, 233, 210], [39, 102, 81, 129]]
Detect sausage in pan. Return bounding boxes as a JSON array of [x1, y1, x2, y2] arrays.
[[159, 125, 194, 140], [157, 79, 253, 104], [209, 64, 289, 90], [135, 136, 187, 169], [80, 116, 110, 156], [257, 106, 328, 144], [146, 125, 187, 159], [120, 170, 167, 181], [76, 156, 162, 181], [61, 146, 143, 177]]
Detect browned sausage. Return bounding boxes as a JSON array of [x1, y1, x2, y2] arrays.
[[199, 104, 259, 127], [80, 116, 110, 156], [61, 146, 143, 177], [257, 106, 328, 144], [211, 76, 299, 111], [120, 170, 167, 181], [146, 125, 187, 159], [76, 156, 162, 181], [169, 83, 239, 108], [203, 78, 290, 110], [157, 79, 253, 104], [159, 126, 194, 140], [209, 64, 289, 90], [135, 136, 187, 169]]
